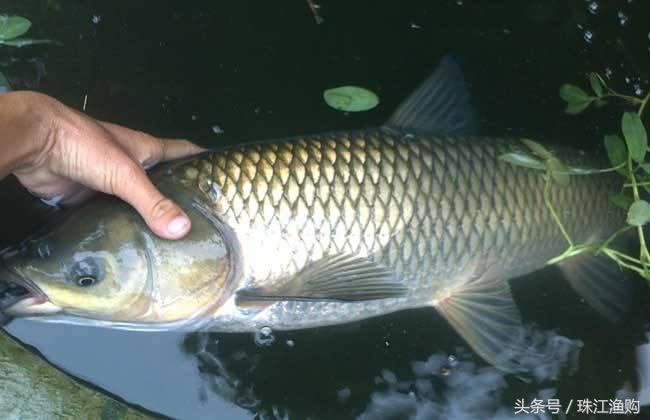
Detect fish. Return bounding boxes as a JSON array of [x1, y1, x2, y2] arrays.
[[0, 56, 636, 374]]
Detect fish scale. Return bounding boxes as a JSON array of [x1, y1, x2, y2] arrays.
[[168, 127, 622, 329]]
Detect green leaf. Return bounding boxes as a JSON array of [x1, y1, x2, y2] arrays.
[[565, 100, 591, 115], [609, 193, 633, 210], [0, 16, 32, 41], [627, 200, 650, 226], [622, 112, 647, 164], [498, 152, 546, 170], [640, 164, 650, 173], [0, 71, 10, 92], [547, 157, 570, 186], [0, 38, 60, 47], [589, 73, 604, 97], [559, 84, 591, 104], [521, 138, 552, 160], [603, 134, 628, 176], [323, 86, 379, 112]]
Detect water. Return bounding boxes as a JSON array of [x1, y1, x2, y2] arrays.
[[1, 1, 649, 419]]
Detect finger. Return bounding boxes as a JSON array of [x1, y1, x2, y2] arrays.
[[110, 162, 191, 239], [98, 121, 205, 167], [159, 138, 207, 162]]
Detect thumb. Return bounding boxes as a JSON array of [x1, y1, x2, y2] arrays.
[[112, 164, 191, 239]]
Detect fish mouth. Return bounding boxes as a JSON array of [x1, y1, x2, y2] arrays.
[[0, 258, 60, 318]]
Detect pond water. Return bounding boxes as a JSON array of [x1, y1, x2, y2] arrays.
[[1, 1, 649, 419]]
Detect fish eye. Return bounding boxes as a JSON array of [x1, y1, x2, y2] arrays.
[[69, 256, 104, 287], [76, 276, 97, 287]]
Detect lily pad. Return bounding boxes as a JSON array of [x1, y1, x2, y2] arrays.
[[324, 86, 379, 112], [0, 16, 31, 41]]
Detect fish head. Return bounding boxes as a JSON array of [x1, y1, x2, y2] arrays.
[[0, 195, 233, 328]]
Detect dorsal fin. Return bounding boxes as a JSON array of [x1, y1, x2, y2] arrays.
[[386, 55, 479, 135]]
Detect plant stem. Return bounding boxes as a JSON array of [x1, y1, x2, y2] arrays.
[[544, 170, 574, 247], [639, 92, 650, 116], [626, 154, 650, 263]]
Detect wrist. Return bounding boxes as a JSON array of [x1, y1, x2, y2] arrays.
[[0, 91, 54, 178]]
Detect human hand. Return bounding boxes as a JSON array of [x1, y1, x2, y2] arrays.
[[0, 91, 205, 239]]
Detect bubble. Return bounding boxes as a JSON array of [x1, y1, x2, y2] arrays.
[[583, 30, 594, 44], [92, 15, 102, 24], [587, 2, 599, 15], [618, 11, 628, 26], [286, 339, 295, 347], [212, 125, 224, 134], [337, 387, 352, 403], [254, 326, 275, 346], [634, 85, 644, 96], [447, 354, 458, 367]]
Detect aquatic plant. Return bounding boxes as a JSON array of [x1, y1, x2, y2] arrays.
[[0, 14, 58, 47], [0, 14, 59, 91], [501, 74, 650, 280]]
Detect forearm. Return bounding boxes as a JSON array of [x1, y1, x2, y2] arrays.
[[0, 91, 46, 180]]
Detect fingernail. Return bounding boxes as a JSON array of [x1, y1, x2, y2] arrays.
[[167, 215, 190, 235]]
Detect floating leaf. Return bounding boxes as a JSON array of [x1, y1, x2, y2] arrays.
[[0, 71, 10, 93], [565, 100, 591, 115], [622, 112, 647, 164], [0, 16, 31, 41], [589, 73, 604, 97], [609, 193, 633, 211], [603, 134, 627, 176], [547, 157, 570, 186], [627, 200, 650, 226], [0, 38, 60, 47], [323, 86, 379, 112], [521, 138, 552, 160], [498, 152, 546, 170], [559, 84, 591, 104]]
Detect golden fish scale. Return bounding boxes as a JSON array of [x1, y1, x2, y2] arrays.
[[176, 128, 621, 304]]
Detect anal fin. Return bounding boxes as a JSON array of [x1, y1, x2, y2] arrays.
[[236, 253, 407, 303], [435, 275, 581, 379]]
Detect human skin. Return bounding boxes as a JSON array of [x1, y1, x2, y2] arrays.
[[0, 91, 205, 239]]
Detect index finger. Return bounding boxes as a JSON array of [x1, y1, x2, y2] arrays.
[[98, 121, 206, 167]]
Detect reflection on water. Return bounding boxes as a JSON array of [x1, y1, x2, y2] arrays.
[[183, 324, 577, 420]]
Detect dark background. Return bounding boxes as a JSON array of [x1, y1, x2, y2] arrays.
[[0, 1, 649, 419]]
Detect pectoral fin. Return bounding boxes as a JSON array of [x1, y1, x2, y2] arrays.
[[236, 254, 407, 302], [434, 275, 581, 378]]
